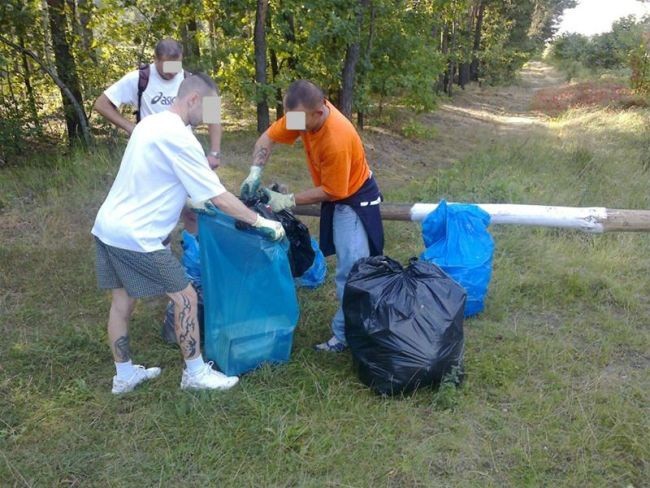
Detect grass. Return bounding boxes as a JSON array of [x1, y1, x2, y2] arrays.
[[530, 82, 647, 116], [1, 101, 649, 486]]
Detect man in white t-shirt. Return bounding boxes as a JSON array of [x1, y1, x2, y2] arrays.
[[92, 72, 285, 394], [94, 38, 219, 234]]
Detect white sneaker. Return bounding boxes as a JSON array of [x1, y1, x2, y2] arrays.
[[111, 365, 162, 394], [180, 361, 239, 391], [313, 336, 348, 353]]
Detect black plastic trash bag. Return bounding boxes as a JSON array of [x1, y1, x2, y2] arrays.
[[274, 209, 315, 278], [344, 256, 466, 396], [240, 194, 315, 278]]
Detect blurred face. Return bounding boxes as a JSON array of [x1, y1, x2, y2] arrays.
[[154, 54, 183, 80], [185, 90, 218, 127], [286, 102, 326, 132]]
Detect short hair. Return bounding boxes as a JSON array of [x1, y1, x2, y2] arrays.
[[154, 39, 183, 59], [284, 80, 325, 111], [177, 72, 219, 98]]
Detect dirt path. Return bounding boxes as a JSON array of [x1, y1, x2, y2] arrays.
[[364, 61, 566, 190]]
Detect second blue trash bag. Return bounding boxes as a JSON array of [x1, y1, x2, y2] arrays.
[[181, 230, 202, 285], [420, 200, 494, 317], [198, 209, 299, 376], [295, 238, 327, 288]]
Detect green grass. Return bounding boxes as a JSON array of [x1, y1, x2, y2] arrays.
[[1, 105, 649, 486]]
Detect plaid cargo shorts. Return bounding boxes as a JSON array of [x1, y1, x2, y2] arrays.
[[94, 237, 189, 298]]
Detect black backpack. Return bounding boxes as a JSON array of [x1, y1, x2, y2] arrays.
[[135, 63, 191, 122]]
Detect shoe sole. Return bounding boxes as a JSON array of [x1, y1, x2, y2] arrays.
[[313, 346, 347, 353], [180, 379, 239, 391], [111, 370, 162, 394]]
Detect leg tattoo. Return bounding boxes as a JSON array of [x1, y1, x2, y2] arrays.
[[177, 294, 198, 358], [113, 335, 131, 362]]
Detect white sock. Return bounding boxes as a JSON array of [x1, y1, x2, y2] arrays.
[[185, 355, 205, 375], [115, 360, 136, 380]]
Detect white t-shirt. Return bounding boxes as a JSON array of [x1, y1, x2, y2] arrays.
[[104, 63, 183, 119], [92, 111, 226, 252]]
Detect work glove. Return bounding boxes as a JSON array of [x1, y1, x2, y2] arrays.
[[186, 198, 218, 215], [240, 166, 264, 200], [252, 214, 286, 241], [262, 188, 296, 213]]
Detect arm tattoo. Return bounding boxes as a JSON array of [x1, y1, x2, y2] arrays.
[[177, 294, 198, 358], [253, 146, 269, 167], [113, 335, 131, 362]]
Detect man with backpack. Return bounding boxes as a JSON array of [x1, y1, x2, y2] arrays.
[[94, 38, 222, 176]]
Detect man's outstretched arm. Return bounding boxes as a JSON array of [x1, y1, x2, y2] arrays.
[[210, 191, 285, 241], [94, 93, 136, 135], [240, 131, 275, 199], [262, 185, 332, 212], [252, 131, 274, 167], [206, 123, 222, 169]]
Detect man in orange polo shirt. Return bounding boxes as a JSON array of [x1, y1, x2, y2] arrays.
[[240, 79, 384, 352]]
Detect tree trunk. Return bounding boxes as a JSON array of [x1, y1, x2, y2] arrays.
[[447, 21, 457, 96], [357, 1, 375, 129], [269, 48, 284, 119], [208, 15, 219, 68], [254, 0, 270, 133], [40, 0, 55, 65], [77, 0, 96, 62], [339, 0, 367, 120], [66, 0, 96, 67], [340, 44, 360, 119], [46, 0, 87, 145], [266, 11, 283, 120], [6, 65, 20, 110], [458, 4, 474, 90], [282, 10, 297, 72], [438, 22, 450, 94], [181, 0, 201, 69], [458, 63, 470, 88], [19, 35, 41, 132], [470, 1, 485, 81], [0, 34, 91, 145]]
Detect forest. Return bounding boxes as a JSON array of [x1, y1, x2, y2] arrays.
[[0, 0, 581, 159]]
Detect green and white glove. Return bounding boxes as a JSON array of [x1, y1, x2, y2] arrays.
[[262, 188, 296, 212], [186, 197, 217, 215], [240, 166, 264, 200], [252, 215, 286, 241]]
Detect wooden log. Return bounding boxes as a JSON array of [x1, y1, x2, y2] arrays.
[[293, 203, 650, 233], [602, 209, 650, 232]]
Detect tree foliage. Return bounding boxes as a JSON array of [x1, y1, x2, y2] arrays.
[[0, 0, 573, 159], [548, 15, 650, 72]]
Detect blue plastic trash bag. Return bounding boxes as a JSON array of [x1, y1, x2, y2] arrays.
[[181, 230, 202, 285], [420, 200, 494, 317], [295, 238, 327, 288], [198, 209, 299, 376]]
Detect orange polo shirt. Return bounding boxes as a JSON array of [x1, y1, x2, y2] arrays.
[[266, 101, 370, 200]]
